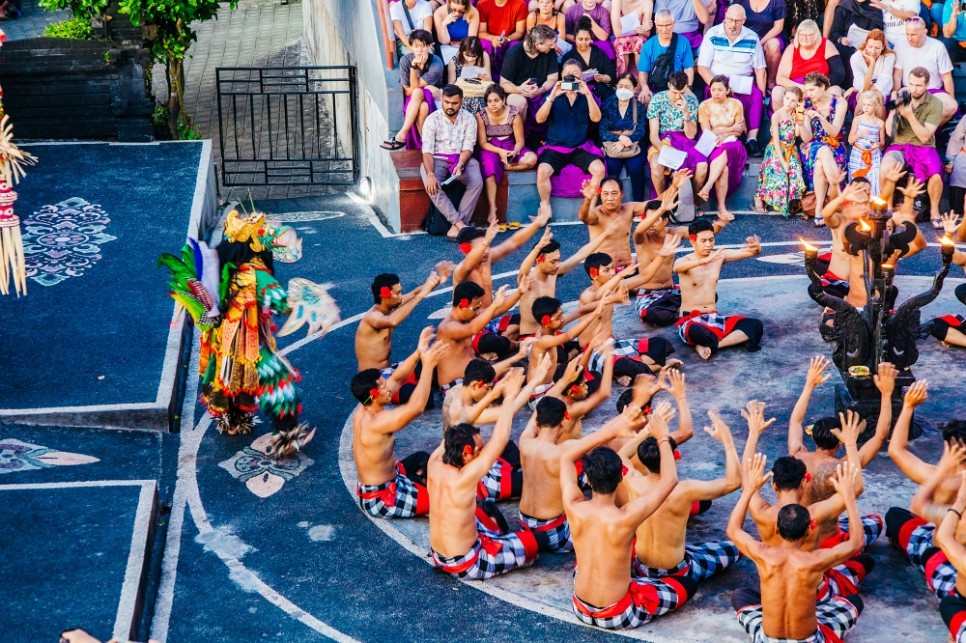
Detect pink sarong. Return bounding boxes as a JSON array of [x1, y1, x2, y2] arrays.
[[404, 87, 437, 151]]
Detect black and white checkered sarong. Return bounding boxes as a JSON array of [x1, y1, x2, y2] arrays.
[[736, 594, 861, 642], [572, 576, 694, 629], [632, 540, 741, 583], [356, 465, 426, 519], [519, 512, 573, 553], [431, 528, 537, 580], [905, 521, 958, 600]]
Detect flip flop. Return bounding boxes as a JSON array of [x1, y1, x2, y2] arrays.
[[506, 222, 521, 230], [498, 224, 508, 232], [380, 139, 404, 151]]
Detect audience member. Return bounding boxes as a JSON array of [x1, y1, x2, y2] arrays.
[[755, 85, 807, 214], [846, 29, 895, 115], [599, 73, 649, 201], [562, 16, 618, 102], [800, 72, 847, 225], [637, 10, 696, 103], [894, 17, 958, 124], [565, 0, 617, 58], [382, 29, 443, 151], [828, 0, 884, 66], [447, 37, 494, 114], [772, 20, 845, 111], [611, 0, 655, 76], [476, 85, 538, 221], [435, 0, 481, 63], [477, 0, 528, 70], [527, 0, 568, 42], [390, 0, 436, 57], [940, 0, 966, 62], [947, 115, 966, 216], [500, 24, 561, 126], [880, 0, 921, 48], [647, 71, 707, 197], [528, 0, 575, 12], [735, 0, 786, 89], [697, 75, 748, 218], [847, 90, 886, 194]]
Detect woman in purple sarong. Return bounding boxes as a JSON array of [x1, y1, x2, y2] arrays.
[[697, 75, 748, 219], [646, 70, 708, 197], [380, 29, 443, 151], [475, 85, 538, 222]]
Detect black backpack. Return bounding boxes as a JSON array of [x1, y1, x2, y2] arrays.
[[648, 33, 678, 92], [422, 180, 467, 235]]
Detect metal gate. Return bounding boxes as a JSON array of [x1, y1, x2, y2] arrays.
[[216, 66, 359, 187]]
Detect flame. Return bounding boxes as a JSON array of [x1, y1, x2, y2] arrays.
[[940, 235, 956, 247], [799, 237, 818, 252], [858, 219, 872, 232], [882, 263, 894, 271], [870, 197, 887, 210]]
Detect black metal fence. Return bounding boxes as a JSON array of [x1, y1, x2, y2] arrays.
[[216, 66, 358, 187]]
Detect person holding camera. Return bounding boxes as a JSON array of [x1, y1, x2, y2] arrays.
[[534, 60, 607, 213], [893, 17, 957, 125], [881, 66, 945, 228]]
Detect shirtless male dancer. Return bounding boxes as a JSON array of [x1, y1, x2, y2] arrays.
[[436, 280, 528, 390], [729, 455, 867, 643], [429, 368, 542, 579], [928, 455, 966, 643], [578, 177, 652, 271], [563, 403, 697, 629], [622, 407, 742, 587], [350, 330, 445, 519], [442, 353, 529, 430], [887, 380, 966, 602], [633, 171, 733, 327], [547, 344, 614, 442], [925, 212, 966, 347], [674, 219, 763, 358]]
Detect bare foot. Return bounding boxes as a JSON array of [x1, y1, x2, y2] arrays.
[[697, 187, 710, 201], [487, 210, 498, 225], [446, 225, 461, 239], [753, 198, 767, 214], [665, 358, 684, 370], [718, 208, 732, 220], [616, 375, 633, 387], [695, 345, 713, 360]]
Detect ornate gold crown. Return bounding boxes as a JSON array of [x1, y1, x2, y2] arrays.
[[223, 209, 266, 252]]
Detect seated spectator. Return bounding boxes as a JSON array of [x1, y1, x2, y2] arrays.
[[894, 17, 957, 124], [846, 29, 895, 116], [647, 71, 708, 197], [534, 60, 607, 211], [475, 86, 538, 222], [477, 0, 528, 72], [755, 86, 808, 214], [435, 0, 481, 63], [500, 24, 561, 130], [562, 16, 618, 103], [382, 29, 443, 151], [947, 115, 966, 216], [847, 90, 886, 193], [529, 0, 575, 11], [420, 85, 484, 238], [881, 67, 946, 227], [772, 20, 845, 109], [696, 4, 766, 154], [447, 37, 494, 114], [735, 0, 786, 90], [599, 73, 649, 201], [390, 0, 435, 57], [527, 0, 568, 43], [697, 75, 748, 218], [637, 10, 696, 103], [565, 0, 617, 59], [879, 0, 921, 49], [800, 72, 847, 225], [654, 0, 711, 50], [611, 0, 655, 76], [828, 0, 883, 67], [940, 0, 966, 62]]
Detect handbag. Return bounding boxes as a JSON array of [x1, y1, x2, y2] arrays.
[[456, 77, 494, 98], [602, 100, 640, 159]]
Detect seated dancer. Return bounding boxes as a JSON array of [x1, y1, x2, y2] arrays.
[[517, 228, 617, 336], [356, 268, 450, 404], [547, 342, 615, 442], [351, 331, 445, 519], [632, 173, 733, 327], [436, 279, 528, 390], [887, 380, 966, 601], [932, 463, 966, 643], [925, 225, 966, 347], [429, 369, 542, 579], [673, 219, 763, 359], [578, 177, 657, 272], [563, 403, 698, 629], [729, 456, 867, 643], [814, 179, 873, 301], [620, 407, 742, 586]]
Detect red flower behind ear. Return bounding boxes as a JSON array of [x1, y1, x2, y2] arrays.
[[589, 267, 599, 278], [564, 411, 571, 421], [809, 519, 817, 530], [673, 449, 682, 460], [379, 286, 392, 299], [689, 234, 697, 242], [804, 472, 813, 483], [569, 384, 581, 396], [459, 242, 472, 254], [536, 255, 545, 264], [459, 298, 470, 309], [541, 314, 551, 326], [368, 388, 379, 402]]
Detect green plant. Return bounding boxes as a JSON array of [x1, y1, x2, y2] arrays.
[[43, 17, 94, 39], [153, 104, 168, 128], [176, 123, 202, 141], [38, 0, 108, 21]]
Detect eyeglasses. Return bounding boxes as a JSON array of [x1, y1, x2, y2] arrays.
[[725, 18, 745, 23]]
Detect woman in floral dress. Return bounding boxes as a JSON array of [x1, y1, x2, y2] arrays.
[[799, 71, 847, 225], [755, 85, 808, 214]]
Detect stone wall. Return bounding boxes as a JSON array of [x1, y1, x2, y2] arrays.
[[303, 0, 405, 231]]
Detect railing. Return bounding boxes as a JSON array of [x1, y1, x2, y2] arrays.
[[375, 0, 396, 71]]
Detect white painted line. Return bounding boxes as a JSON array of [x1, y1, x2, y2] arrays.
[[346, 191, 414, 239], [0, 402, 160, 416], [0, 480, 157, 491], [114, 481, 159, 640]]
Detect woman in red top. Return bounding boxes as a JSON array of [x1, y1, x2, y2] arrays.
[[771, 20, 844, 108]]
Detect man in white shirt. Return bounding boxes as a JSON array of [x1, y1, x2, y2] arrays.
[[878, 0, 920, 48], [893, 16, 957, 124], [421, 85, 484, 239], [696, 5, 766, 153], [390, 0, 435, 56]]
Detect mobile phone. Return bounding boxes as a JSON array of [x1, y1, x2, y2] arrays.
[[527, 77, 538, 85]]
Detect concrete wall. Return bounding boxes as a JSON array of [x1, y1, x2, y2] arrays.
[[303, 0, 406, 231]]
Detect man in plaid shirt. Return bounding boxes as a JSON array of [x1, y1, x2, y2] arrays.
[[728, 455, 865, 643], [563, 402, 697, 630]]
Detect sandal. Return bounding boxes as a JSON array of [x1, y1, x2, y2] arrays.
[[380, 139, 405, 151], [506, 221, 521, 230]]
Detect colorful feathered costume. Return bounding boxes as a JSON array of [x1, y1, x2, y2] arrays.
[[160, 210, 340, 458]]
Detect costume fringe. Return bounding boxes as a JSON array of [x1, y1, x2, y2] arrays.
[[265, 422, 316, 459]]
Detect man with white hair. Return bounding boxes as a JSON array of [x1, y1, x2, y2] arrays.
[[696, 4, 767, 154], [637, 10, 696, 103], [893, 16, 957, 125]]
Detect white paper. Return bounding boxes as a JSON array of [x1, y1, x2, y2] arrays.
[[620, 12, 641, 37], [721, 135, 737, 144], [656, 146, 687, 170], [694, 130, 716, 158], [846, 25, 870, 49], [556, 38, 573, 56], [459, 65, 484, 80], [730, 75, 753, 95], [582, 69, 597, 81]]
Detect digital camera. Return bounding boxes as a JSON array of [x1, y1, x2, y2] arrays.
[[561, 75, 580, 92]]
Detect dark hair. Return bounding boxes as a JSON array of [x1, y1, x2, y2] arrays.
[[537, 239, 560, 258], [600, 176, 623, 193], [642, 199, 665, 219], [668, 71, 689, 91], [584, 252, 613, 277], [616, 381, 655, 413], [908, 66, 931, 83], [464, 359, 496, 385], [803, 72, 830, 89], [811, 416, 842, 451], [709, 74, 732, 95], [688, 218, 715, 237], [409, 29, 434, 47], [532, 296, 561, 325], [581, 446, 624, 494], [851, 176, 871, 187], [536, 396, 568, 427], [615, 71, 639, 88], [351, 369, 381, 405], [456, 226, 487, 243], [453, 280, 485, 306], [771, 456, 807, 491], [637, 436, 678, 473], [483, 84, 507, 103], [371, 273, 400, 304], [943, 420, 966, 444], [777, 503, 811, 541], [443, 423, 481, 467], [457, 36, 485, 67], [575, 15, 594, 39], [442, 83, 464, 99]]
